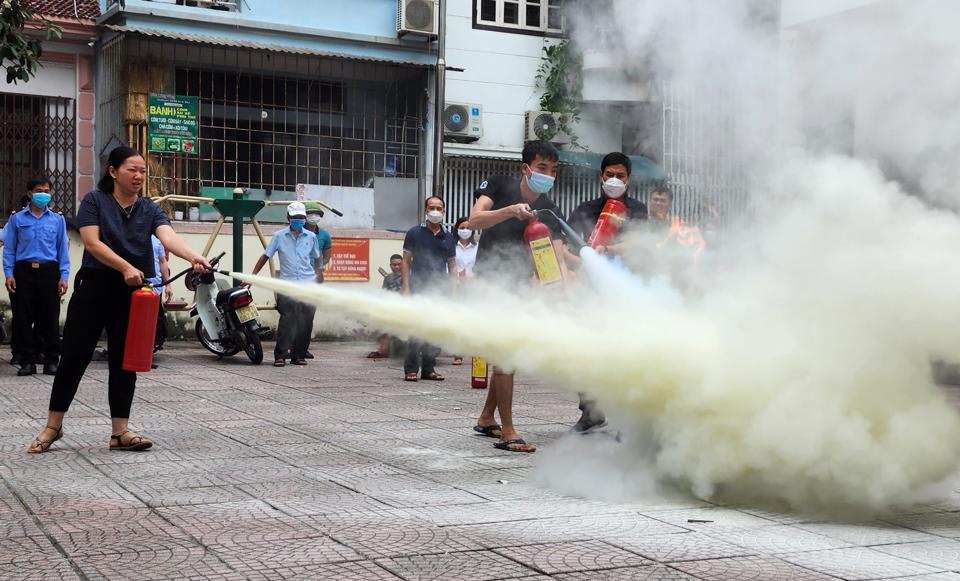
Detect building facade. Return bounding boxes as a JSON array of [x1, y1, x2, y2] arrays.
[[440, 0, 681, 225], [441, 0, 780, 227], [0, 0, 99, 217], [96, 0, 437, 222]]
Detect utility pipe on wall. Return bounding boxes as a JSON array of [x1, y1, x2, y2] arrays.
[[431, 0, 447, 199]]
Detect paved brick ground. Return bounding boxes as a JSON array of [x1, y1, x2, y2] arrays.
[[1, 341, 959, 580]]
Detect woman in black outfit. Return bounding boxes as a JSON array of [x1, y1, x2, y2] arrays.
[[28, 147, 211, 453]]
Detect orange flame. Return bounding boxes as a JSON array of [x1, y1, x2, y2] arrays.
[[658, 217, 706, 257]]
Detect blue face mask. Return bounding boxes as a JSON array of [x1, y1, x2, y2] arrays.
[[525, 168, 555, 194], [289, 219, 305, 231], [32, 193, 52, 208]]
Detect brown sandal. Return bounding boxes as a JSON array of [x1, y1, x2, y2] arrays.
[[404, 372, 419, 382], [421, 372, 445, 381], [110, 429, 153, 451], [27, 425, 63, 454]]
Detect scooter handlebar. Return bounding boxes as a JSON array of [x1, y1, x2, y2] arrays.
[[208, 251, 227, 267]]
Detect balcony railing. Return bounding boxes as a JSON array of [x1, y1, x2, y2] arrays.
[[108, 0, 240, 11]]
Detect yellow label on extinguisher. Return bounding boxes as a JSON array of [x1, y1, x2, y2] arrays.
[[528, 237, 563, 285], [472, 356, 487, 377]]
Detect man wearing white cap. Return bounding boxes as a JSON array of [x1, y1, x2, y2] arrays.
[[249, 201, 321, 367]]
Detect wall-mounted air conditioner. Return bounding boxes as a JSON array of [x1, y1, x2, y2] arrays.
[[398, 0, 439, 37], [525, 110, 572, 145], [443, 102, 483, 143]]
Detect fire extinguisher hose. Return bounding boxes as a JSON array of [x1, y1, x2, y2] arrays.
[[531, 209, 587, 250]]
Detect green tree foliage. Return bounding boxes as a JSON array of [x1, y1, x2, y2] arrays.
[[1, 0, 62, 84], [535, 39, 584, 148]]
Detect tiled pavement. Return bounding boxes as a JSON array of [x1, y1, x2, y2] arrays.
[[1, 342, 959, 581]]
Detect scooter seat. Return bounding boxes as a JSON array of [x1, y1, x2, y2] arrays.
[[215, 288, 235, 306], [216, 287, 250, 307]]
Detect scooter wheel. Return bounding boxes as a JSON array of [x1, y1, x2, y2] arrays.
[[195, 319, 240, 357]]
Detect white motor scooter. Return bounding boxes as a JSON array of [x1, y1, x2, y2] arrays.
[[186, 252, 264, 364]]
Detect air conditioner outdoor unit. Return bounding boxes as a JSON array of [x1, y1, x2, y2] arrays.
[[397, 0, 439, 37], [443, 102, 483, 142], [525, 110, 572, 145]]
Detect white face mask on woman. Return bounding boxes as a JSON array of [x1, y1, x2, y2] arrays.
[[457, 228, 472, 240], [306, 214, 322, 225], [602, 177, 627, 198]]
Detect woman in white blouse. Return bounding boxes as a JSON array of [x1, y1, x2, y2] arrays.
[[452, 217, 477, 365], [454, 216, 477, 280]]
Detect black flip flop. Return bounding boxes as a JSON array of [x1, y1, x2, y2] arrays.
[[473, 424, 502, 438], [493, 438, 536, 453]]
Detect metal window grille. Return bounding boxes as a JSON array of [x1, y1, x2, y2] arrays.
[[173, 67, 422, 193], [660, 82, 750, 227], [0, 93, 76, 217]]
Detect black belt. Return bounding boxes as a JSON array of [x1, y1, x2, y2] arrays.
[[15, 260, 58, 269]]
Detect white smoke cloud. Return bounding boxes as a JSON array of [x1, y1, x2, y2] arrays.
[[779, 0, 960, 206], [234, 0, 960, 514], [237, 173, 960, 512]]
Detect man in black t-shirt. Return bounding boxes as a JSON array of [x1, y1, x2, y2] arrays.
[[468, 140, 567, 454], [568, 152, 649, 433], [570, 152, 648, 254]]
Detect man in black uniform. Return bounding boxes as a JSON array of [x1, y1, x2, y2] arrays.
[[568, 152, 648, 432], [469, 140, 567, 453]]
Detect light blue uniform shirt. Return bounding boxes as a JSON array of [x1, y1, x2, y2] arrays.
[[146, 235, 166, 291], [3, 206, 70, 280], [264, 227, 319, 281]]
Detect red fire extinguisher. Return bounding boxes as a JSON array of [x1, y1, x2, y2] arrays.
[[523, 219, 564, 286], [471, 356, 488, 389], [587, 198, 628, 249], [122, 286, 160, 372]]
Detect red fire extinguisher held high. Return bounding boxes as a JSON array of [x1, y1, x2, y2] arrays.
[[523, 219, 564, 286], [122, 286, 161, 372], [587, 198, 628, 249]]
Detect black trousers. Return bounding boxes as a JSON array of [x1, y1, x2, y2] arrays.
[[9, 289, 19, 360], [275, 294, 316, 359], [404, 339, 439, 376], [12, 261, 61, 364], [155, 303, 167, 349], [49, 268, 138, 418]]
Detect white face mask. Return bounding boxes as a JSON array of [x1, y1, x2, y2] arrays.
[[602, 177, 627, 198], [306, 214, 322, 225], [425, 210, 444, 224], [457, 228, 472, 240]]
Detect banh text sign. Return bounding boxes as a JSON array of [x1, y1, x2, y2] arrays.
[[325, 238, 370, 282], [148, 94, 199, 154]]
